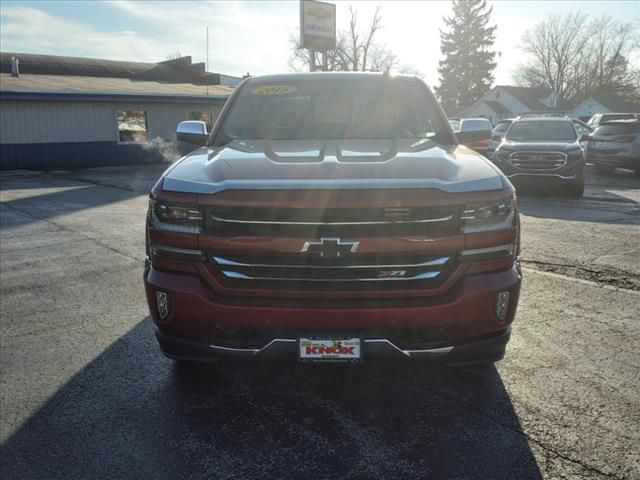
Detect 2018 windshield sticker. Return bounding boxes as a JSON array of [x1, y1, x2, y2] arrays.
[[252, 85, 297, 95]]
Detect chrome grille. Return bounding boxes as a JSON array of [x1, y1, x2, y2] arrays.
[[210, 206, 455, 226], [209, 253, 453, 290], [509, 151, 567, 171], [206, 206, 460, 236]]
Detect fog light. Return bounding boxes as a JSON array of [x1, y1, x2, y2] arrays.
[[156, 291, 170, 320], [495, 291, 510, 322]]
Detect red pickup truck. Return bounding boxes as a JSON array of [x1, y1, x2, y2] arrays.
[[144, 73, 521, 366]]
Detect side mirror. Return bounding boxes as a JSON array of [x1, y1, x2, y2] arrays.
[[176, 120, 208, 146], [456, 129, 491, 146], [581, 134, 591, 142]]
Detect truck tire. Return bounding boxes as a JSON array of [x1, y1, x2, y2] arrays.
[[565, 179, 584, 198]]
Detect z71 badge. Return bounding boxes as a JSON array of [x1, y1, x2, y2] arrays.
[[378, 270, 407, 278]]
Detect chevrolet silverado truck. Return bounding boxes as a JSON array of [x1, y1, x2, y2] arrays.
[[144, 72, 522, 366]]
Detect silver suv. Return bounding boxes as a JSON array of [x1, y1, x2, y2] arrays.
[[585, 119, 640, 175]]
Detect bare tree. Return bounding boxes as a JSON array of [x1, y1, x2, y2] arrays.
[[514, 13, 588, 99], [515, 13, 639, 101], [165, 51, 183, 61], [289, 5, 416, 74]]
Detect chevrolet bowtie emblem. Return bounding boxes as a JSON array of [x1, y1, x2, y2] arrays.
[[300, 237, 359, 257]]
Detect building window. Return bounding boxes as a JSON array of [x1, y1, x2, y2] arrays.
[[117, 110, 149, 143], [187, 111, 213, 131]]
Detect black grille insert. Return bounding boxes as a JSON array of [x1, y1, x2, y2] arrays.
[[208, 253, 455, 291]]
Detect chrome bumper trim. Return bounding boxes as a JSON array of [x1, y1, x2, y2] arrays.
[[363, 339, 454, 358], [209, 338, 297, 355], [207, 337, 454, 358], [461, 244, 514, 257]]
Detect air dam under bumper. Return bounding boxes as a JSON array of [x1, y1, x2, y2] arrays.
[[155, 327, 511, 365], [145, 265, 521, 365]]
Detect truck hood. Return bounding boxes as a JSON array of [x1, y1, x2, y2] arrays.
[[162, 139, 505, 194]]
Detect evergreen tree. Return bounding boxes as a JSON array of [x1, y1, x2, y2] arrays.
[[435, 0, 497, 114]]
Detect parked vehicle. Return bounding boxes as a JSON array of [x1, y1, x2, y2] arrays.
[[585, 119, 640, 175], [492, 116, 586, 197], [572, 118, 592, 149], [587, 113, 639, 129], [448, 118, 461, 132], [458, 118, 493, 154], [144, 73, 521, 367], [487, 119, 514, 159]]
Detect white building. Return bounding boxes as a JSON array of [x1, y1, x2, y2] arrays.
[[569, 93, 640, 121], [0, 52, 237, 170], [456, 86, 573, 125]]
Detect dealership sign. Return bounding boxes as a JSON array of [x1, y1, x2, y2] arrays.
[[300, 0, 336, 50]]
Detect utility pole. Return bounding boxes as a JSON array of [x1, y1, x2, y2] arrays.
[[206, 26, 209, 96]]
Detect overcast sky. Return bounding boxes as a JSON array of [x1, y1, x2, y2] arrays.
[[1, 0, 638, 85]]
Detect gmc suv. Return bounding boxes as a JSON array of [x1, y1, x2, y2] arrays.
[[144, 73, 522, 367], [492, 116, 586, 197]]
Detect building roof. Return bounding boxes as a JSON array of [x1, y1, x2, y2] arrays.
[[0, 73, 233, 103], [483, 100, 512, 115], [0, 52, 237, 102], [588, 93, 640, 113], [0, 51, 235, 85], [498, 85, 573, 112]]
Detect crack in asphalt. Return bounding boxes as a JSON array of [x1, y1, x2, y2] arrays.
[[529, 438, 625, 479], [397, 367, 627, 480], [522, 259, 640, 292]]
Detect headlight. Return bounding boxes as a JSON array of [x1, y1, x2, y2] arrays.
[[462, 197, 516, 233], [566, 147, 584, 158], [149, 199, 203, 234]]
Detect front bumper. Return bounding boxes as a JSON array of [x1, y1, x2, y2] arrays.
[[155, 326, 512, 366], [145, 263, 521, 364], [587, 152, 638, 170]]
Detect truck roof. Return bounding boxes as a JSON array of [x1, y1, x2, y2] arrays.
[[246, 72, 419, 83]]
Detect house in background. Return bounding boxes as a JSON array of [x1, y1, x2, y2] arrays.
[[456, 86, 573, 124], [569, 93, 640, 121], [0, 52, 239, 170], [457, 84, 640, 126]]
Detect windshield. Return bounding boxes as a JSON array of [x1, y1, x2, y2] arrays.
[[506, 120, 577, 142], [216, 78, 447, 143], [594, 122, 640, 136]]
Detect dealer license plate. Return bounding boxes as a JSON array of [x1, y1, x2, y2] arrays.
[[298, 336, 362, 363]]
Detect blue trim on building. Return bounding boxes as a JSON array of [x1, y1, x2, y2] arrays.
[[0, 141, 196, 170]]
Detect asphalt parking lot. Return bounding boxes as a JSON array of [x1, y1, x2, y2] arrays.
[[1, 164, 639, 479]]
